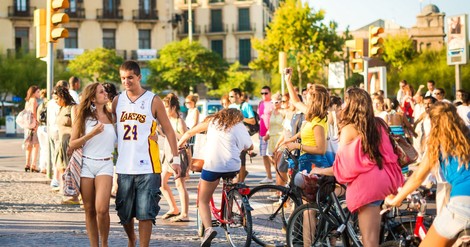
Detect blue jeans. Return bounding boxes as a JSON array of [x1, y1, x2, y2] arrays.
[[115, 173, 161, 225], [288, 153, 330, 173]]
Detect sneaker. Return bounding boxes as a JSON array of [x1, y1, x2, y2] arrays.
[[50, 179, 59, 188], [201, 227, 217, 247], [259, 177, 274, 184]]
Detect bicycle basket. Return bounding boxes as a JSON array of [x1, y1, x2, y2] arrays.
[[294, 172, 319, 203]]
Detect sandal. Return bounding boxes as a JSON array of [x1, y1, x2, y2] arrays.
[[162, 212, 180, 220], [170, 215, 190, 222]]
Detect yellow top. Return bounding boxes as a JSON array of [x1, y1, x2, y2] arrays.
[[300, 117, 328, 155]]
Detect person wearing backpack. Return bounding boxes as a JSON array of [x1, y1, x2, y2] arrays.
[[228, 88, 256, 182], [36, 89, 49, 174]]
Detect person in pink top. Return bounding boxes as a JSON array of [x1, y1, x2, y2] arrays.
[[313, 87, 403, 247], [258, 86, 274, 184]]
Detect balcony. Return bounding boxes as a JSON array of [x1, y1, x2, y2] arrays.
[[132, 9, 159, 22], [96, 8, 123, 20], [205, 24, 228, 34], [65, 8, 86, 19], [8, 6, 35, 19], [209, 0, 225, 4], [177, 25, 202, 37], [177, 0, 200, 9], [130, 49, 157, 61], [232, 23, 256, 33]]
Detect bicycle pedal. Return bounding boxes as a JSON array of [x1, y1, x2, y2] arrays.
[[211, 219, 220, 227]]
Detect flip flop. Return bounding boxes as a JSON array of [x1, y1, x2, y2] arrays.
[[162, 212, 180, 220], [170, 215, 190, 222]]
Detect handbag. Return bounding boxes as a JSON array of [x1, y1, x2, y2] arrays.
[[190, 133, 206, 172], [62, 148, 83, 197], [16, 109, 36, 129], [179, 146, 191, 177], [379, 117, 418, 167]]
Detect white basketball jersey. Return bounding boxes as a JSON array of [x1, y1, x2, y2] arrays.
[[116, 90, 161, 174]]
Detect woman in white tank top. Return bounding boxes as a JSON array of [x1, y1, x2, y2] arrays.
[[68, 83, 117, 247]]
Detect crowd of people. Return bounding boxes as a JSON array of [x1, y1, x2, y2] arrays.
[[18, 61, 469, 247]]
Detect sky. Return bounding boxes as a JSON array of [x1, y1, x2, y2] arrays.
[[306, 0, 470, 33]]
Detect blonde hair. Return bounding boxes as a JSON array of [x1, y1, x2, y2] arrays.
[[427, 102, 470, 169], [186, 93, 199, 104]]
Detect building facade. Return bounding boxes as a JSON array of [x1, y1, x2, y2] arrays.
[[0, 0, 277, 69]]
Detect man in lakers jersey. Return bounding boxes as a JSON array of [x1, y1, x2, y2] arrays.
[[112, 61, 181, 247]]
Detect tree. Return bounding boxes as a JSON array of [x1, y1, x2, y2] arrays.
[[147, 39, 228, 95], [382, 33, 417, 72], [251, 0, 345, 87], [67, 48, 124, 83], [208, 62, 255, 97]]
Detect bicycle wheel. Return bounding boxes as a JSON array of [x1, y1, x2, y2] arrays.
[[248, 184, 301, 247], [196, 208, 205, 237], [287, 203, 339, 247], [223, 189, 252, 247]]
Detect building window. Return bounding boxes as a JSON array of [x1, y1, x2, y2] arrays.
[[15, 27, 29, 52], [65, 28, 78, 48], [103, 29, 116, 49], [211, 40, 223, 58], [15, 0, 28, 11], [139, 29, 151, 49], [239, 39, 251, 65], [140, 0, 154, 14], [238, 8, 250, 31], [210, 9, 223, 32], [183, 11, 196, 34], [69, 0, 77, 12]]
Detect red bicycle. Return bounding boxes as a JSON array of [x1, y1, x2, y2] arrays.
[[196, 174, 253, 247]]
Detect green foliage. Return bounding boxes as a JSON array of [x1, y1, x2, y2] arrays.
[[147, 39, 228, 95], [251, 0, 345, 87], [67, 48, 124, 83], [382, 33, 416, 72], [0, 52, 46, 106], [387, 48, 470, 99], [208, 62, 255, 97]]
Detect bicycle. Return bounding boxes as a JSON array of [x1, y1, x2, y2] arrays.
[[286, 176, 363, 247], [248, 148, 304, 246], [195, 173, 253, 247]]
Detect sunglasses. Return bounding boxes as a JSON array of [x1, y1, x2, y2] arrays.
[[229, 95, 235, 98], [434, 92, 441, 95], [261, 92, 269, 95], [184, 101, 192, 104], [281, 100, 287, 103]]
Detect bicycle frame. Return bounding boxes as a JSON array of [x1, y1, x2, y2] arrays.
[[196, 177, 251, 225]]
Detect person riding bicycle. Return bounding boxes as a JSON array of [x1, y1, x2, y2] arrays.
[[313, 87, 404, 247], [178, 108, 253, 247], [386, 102, 470, 247]]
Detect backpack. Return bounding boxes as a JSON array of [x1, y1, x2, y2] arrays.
[[38, 101, 48, 125], [240, 102, 259, 136]]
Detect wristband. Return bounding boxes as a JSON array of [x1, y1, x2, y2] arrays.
[[171, 156, 181, 165]]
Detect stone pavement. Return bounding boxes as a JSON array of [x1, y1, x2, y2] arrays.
[[0, 137, 271, 246]]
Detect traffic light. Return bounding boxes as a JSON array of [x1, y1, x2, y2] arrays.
[[346, 38, 364, 73], [34, 9, 47, 58], [368, 25, 384, 57], [47, 0, 69, 43]]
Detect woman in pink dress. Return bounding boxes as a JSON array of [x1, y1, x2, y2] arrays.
[[313, 87, 403, 247]]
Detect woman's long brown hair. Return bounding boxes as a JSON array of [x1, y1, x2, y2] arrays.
[[206, 108, 244, 132], [75, 83, 113, 138], [340, 88, 384, 169], [305, 84, 330, 121], [427, 102, 470, 169]]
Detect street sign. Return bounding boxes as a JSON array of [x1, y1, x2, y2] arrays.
[[447, 14, 468, 65]]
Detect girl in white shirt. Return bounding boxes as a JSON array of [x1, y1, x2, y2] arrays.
[[68, 83, 117, 247], [178, 108, 253, 247]]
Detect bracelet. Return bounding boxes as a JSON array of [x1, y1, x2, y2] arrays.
[[171, 156, 181, 165]]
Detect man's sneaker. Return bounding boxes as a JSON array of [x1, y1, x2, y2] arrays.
[[201, 227, 217, 247], [259, 177, 274, 184]]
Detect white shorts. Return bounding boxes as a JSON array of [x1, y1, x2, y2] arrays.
[[81, 157, 114, 178], [433, 196, 470, 239]]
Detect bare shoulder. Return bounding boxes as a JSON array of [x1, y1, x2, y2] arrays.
[[340, 124, 359, 144], [151, 94, 165, 118]]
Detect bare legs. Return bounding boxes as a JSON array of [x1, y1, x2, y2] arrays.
[[358, 205, 381, 247], [122, 219, 153, 247], [80, 175, 113, 247], [198, 179, 219, 229], [160, 169, 189, 220], [160, 170, 180, 216]]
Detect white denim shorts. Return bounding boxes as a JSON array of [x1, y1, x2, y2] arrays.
[[433, 196, 470, 239], [81, 157, 114, 178]]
